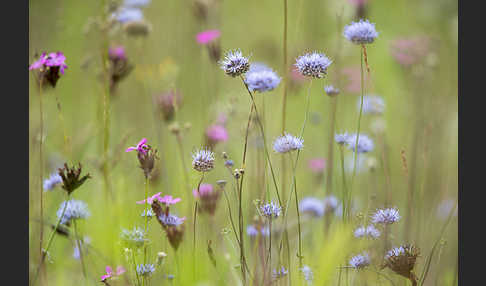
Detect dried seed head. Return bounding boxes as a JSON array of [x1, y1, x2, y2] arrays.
[[383, 245, 420, 282], [58, 163, 91, 194]]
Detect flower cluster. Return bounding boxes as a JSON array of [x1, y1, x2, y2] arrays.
[[273, 133, 304, 153], [192, 148, 215, 172], [343, 19, 379, 45], [136, 263, 156, 277], [354, 224, 381, 239], [371, 208, 401, 225], [359, 95, 385, 115], [349, 252, 371, 269], [299, 197, 325, 217], [244, 63, 281, 92], [29, 51, 68, 88], [43, 173, 62, 192], [260, 201, 282, 219], [219, 49, 250, 77], [294, 51, 332, 78], [57, 200, 91, 226]]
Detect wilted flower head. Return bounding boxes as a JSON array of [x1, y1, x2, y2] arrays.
[[196, 29, 221, 45], [273, 132, 304, 153], [29, 52, 68, 88], [100, 265, 126, 282], [245, 65, 281, 92], [57, 200, 91, 225], [383, 245, 420, 282], [308, 158, 326, 173], [273, 266, 288, 279], [43, 173, 63, 192], [219, 49, 250, 77], [120, 227, 148, 248], [371, 208, 400, 224], [260, 201, 282, 219], [107, 46, 133, 92], [345, 133, 374, 153], [57, 163, 91, 194], [349, 252, 371, 269], [136, 264, 155, 277], [299, 197, 325, 217], [205, 124, 228, 148], [343, 19, 379, 45], [153, 90, 183, 122], [324, 85, 340, 97], [335, 132, 349, 145], [193, 184, 220, 216], [192, 148, 215, 172], [354, 224, 381, 239], [294, 51, 332, 78], [359, 95, 385, 115]]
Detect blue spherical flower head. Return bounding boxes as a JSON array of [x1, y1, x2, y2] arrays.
[[219, 49, 250, 77], [57, 200, 91, 225], [137, 264, 156, 277], [335, 132, 349, 145], [324, 85, 340, 97], [245, 67, 281, 93], [349, 252, 371, 269], [295, 51, 332, 78], [43, 173, 62, 192], [159, 213, 185, 227], [345, 133, 374, 153], [343, 19, 379, 45], [260, 201, 282, 219], [299, 197, 325, 217], [371, 208, 400, 225], [359, 95, 385, 115], [192, 148, 215, 172], [273, 132, 304, 153]]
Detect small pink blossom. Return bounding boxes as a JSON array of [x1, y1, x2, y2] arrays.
[[159, 195, 181, 206], [348, 0, 368, 5], [196, 29, 221, 45], [206, 125, 228, 143], [101, 265, 126, 281], [136, 192, 162, 205], [192, 184, 214, 198], [109, 46, 126, 60], [308, 158, 326, 173], [126, 138, 148, 154]]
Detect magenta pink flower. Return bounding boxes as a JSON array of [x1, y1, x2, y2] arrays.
[[137, 192, 163, 204], [109, 46, 126, 60], [159, 195, 181, 206], [193, 184, 213, 198], [308, 158, 326, 173], [348, 0, 368, 5], [30, 52, 68, 75], [206, 125, 228, 143], [126, 138, 148, 154], [100, 265, 126, 281], [196, 29, 221, 45]]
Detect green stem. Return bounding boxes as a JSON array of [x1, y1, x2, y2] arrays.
[[339, 146, 348, 222], [142, 176, 149, 286], [73, 219, 88, 280]]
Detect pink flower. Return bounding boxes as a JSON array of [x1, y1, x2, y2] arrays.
[[192, 184, 213, 198], [308, 158, 326, 173], [159, 195, 181, 206], [126, 138, 148, 154], [390, 36, 431, 67], [206, 125, 228, 143], [100, 265, 126, 281], [196, 29, 221, 45], [29, 51, 68, 74], [341, 67, 367, 94], [137, 192, 162, 204], [109, 46, 126, 60], [348, 0, 368, 5]]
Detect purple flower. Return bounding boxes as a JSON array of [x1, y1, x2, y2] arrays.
[[159, 195, 181, 206], [343, 19, 379, 45], [126, 138, 148, 154], [109, 46, 126, 60], [101, 265, 126, 282], [196, 29, 221, 45], [354, 225, 381, 239], [192, 184, 213, 198], [136, 192, 162, 205], [349, 253, 370, 269], [299, 197, 325, 217], [29, 52, 68, 87], [371, 208, 400, 225], [159, 213, 186, 227], [192, 148, 215, 172], [206, 125, 228, 143], [294, 51, 332, 78], [273, 132, 304, 153], [219, 49, 250, 77]]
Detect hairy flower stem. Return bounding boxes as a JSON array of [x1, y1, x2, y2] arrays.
[[73, 219, 88, 281], [349, 45, 366, 222], [193, 173, 205, 280], [31, 194, 71, 286]]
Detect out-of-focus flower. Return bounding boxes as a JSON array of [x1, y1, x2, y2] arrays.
[[246, 224, 270, 237], [371, 208, 400, 225], [193, 184, 221, 216], [273, 266, 288, 279], [101, 265, 126, 282], [205, 124, 228, 148], [43, 173, 63, 192], [245, 64, 281, 92], [343, 19, 378, 45], [137, 264, 155, 277], [299, 197, 325, 217], [349, 252, 371, 269], [107, 46, 133, 93], [120, 227, 148, 248], [323, 195, 339, 214], [335, 132, 349, 145], [436, 198, 458, 220], [324, 85, 340, 97], [359, 95, 385, 115], [294, 51, 332, 78], [390, 36, 431, 67], [153, 90, 183, 122], [196, 29, 221, 44], [57, 200, 91, 225], [308, 158, 326, 173], [345, 133, 374, 153], [300, 265, 314, 284], [124, 0, 151, 8], [273, 133, 304, 153], [136, 192, 163, 205], [354, 224, 381, 239], [159, 195, 181, 207], [114, 7, 144, 23]]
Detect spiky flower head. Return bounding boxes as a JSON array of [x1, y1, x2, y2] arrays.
[[43, 173, 62, 192], [136, 264, 156, 277], [29, 51, 68, 88], [57, 200, 91, 225], [383, 245, 420, 282], [120, 227, 148, 248], [335, 132, 349, 145], [343, 19, 379, 45], [273, 132, 304, 153], [299, 197, 325, 217], [294, 51, 332, 78], [192, 148, 215, 172], [371, 208, 400, 225], [324, 85, 340, 97], [273, 266, 288, 279], [345, 133, 374, 153], [260, 201, 282, 219], [354, 224, 381, 239], [359, 95, 385, 115], [349, 252, 371, 269], [219, 49, 250, 77], [245, 65, 281, 92]]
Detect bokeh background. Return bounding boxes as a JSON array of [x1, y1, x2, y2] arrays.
[[29, 0, 457, 285]]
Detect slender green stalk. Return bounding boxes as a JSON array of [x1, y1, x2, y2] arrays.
[[73, 219, 88, 280], [291, 155, 303, 269], [38, 80, 44, 262], [222, 186, 241, 245], [142, 177, 149, 286], [192, 173, 205, 281], [339, 146, 348, 222], [281, 0, 289, 209]]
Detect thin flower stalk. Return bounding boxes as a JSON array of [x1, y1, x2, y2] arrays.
[[73, 219, 88, 280]]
